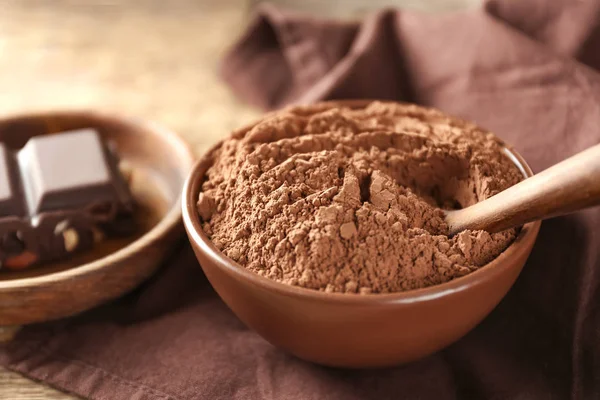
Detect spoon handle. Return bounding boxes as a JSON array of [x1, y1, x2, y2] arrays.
[[446, 143, 600, 235]]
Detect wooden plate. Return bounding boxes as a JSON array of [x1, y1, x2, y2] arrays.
[[0, 111, 194, 329]]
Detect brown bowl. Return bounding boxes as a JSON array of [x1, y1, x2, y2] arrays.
[[0, 111, 194, 328], [182, 104, 541, 368]]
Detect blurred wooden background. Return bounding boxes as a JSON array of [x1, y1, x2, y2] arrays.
[[0, 0, 479, 398]]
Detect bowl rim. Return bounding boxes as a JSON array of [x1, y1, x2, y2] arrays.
[[182, 102, 542, 305], [0, 109, 195, 290]]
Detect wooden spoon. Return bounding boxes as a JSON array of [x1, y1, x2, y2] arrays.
[[446, 143, 600, 235]]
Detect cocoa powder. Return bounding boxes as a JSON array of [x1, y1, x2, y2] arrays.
[[197, 102, 522, 294]]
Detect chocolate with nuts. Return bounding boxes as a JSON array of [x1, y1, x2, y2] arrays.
[[0, 129, 136, 270]]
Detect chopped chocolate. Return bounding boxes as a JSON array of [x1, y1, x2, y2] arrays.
[[0, 129, 136, 270]]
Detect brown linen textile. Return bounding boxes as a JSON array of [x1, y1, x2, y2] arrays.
[[2, 0, 600, 398]]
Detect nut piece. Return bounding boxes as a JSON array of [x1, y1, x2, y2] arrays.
[[4, 251, 38, 270], [63, 228, 79, 252], [54, 220, 70, 235]]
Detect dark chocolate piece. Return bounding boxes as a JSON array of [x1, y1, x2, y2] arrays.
[[0, 129, 135, 269], [19, 129, 117, 214]]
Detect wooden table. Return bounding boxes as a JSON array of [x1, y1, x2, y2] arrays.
[[0, 0, 478, 398]]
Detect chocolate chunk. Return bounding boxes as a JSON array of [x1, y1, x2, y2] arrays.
[[18, 129, 123, 214]]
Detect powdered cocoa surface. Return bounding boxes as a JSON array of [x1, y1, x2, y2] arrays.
[[198, 101, 522, 293]]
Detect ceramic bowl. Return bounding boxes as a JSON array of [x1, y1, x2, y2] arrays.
[[0, 110, 194, 328], [182, 103, 541, 368]]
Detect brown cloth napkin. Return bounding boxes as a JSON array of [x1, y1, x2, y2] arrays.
[[2, 0, 600, 399]]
